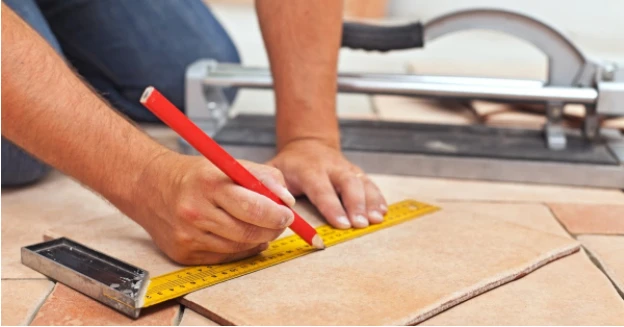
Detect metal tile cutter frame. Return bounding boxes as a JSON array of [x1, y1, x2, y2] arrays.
[[181, 8, 624, 188]]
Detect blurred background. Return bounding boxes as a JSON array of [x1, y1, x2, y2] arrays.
[[203, 0, 624, 125]]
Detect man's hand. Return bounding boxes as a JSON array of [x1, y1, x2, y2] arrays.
[[131, 153, 296, 265], [268, 139, 387, 229]]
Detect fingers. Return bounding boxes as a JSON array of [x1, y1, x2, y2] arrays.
[[243, 161, 296, 207], [215, 185, 294, 230], [301, 173, 352, 229], [363, 178, 387, 224], [333, 172, 368, 228]]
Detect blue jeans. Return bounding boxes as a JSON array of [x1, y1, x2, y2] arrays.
[[2, 0, 240, 186]]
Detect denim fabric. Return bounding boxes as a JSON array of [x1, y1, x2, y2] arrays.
[[2, 0, 240, 185]]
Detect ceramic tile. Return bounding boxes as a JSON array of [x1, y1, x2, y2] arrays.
[[579, 235, 624, 294], [368, 174, 624, 204], [439, 201, 569, 238], [420, 251, 624, 325], [29, 283, 180, 326], [548, 203, 624, 235], [181, 208, 579, 325], [372, 95, 477, 125], [2, 171, 118, 279], [179, 308, 219, 326], [1, 279, 54, 326]]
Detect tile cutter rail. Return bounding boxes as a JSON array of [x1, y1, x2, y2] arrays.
[[183, 8, 624, 188]]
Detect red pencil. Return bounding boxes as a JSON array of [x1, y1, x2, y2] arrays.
[[140, 86, 325, 250]]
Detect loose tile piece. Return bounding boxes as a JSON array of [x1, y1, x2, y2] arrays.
[[29, 283, 180, 326], [179, 309, 219, 326], [420, 252, 624, 325], [2, 171, 118, 278], [1, 279, 54, 326], [372, 95, 477, 125], [579, 235, 624, 293], [182, 208, 579, 325], [369, 174, 624, 204], [548, 203, 624, 234]]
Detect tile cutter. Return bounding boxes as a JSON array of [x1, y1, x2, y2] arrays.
[[182, 8, 624, 188]]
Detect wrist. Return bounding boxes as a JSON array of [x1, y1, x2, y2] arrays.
[[122, 148, 180, 227], [277, 135, 341, 152]]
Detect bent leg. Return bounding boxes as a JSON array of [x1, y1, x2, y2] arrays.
[[38, 0, 240, 122]]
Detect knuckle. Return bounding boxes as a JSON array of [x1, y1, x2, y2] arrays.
[[172, 230, 193, 246], [175, 201, 200, 223]]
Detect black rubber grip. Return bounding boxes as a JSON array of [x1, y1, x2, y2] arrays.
[[341, 21, 424, 52]]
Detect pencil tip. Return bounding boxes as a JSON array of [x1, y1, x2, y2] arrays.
[[312, 235, 326, 250]]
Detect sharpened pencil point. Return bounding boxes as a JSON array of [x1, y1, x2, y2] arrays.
[[312, 235, 326, 250]]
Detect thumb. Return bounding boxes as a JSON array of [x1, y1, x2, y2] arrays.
[[241, 161, 296, 207]]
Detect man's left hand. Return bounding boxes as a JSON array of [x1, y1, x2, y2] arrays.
[[268, 139, 387, 229]]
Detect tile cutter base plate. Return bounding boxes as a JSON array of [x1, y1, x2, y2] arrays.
[[180, 114, 624, 188]]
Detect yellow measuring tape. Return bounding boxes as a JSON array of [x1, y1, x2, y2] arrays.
[[142, 199, 439, 307]]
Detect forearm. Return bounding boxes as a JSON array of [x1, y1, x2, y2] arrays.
[[255, 0, 343, 150], [1, 4, 170, 214]]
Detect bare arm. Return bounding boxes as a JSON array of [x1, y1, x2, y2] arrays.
[[1, 3, 295, 264], [255, 0, 342, 150], [1, 2, 166, 210], [255, 0, 387, 229]]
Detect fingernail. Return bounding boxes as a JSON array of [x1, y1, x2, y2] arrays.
[[380, 204, 388, 212], [369, 211, 384, 223], [280, 187, 296, 207], [335, 216, 351, 229], [259, 243, 269, 251], [352, 215, 369, 228]]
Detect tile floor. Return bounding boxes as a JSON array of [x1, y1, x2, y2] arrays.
[[2, 0, 624, 325]]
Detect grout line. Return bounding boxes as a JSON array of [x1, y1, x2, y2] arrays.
[[173, 305, 185, 326], [581, 245, 624, 300], [24, 281, 56, 325], [544, 203, 576, 239]]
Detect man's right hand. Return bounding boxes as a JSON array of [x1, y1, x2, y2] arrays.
[[131, 152, 297, 265]]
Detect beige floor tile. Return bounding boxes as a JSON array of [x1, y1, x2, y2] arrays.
[[179, 309, 219, 326], [2, 172, 118, 279], [43, 197, 582, 325], [1, 279, 54, 326], [548, 203, 624, 235], [369, 174, 624, 204], [420, 251, 624, 325], [579, 235, 624, 294], [181, 207, 578, 325], [29, 283, 180, 326], [372, 95, 476, 125], [439, 201, 569, 238]]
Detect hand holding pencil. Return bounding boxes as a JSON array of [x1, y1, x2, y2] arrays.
[[140, 86, 325, 251]]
